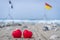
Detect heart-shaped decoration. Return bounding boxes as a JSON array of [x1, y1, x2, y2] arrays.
[[23, 30, 33, 38], [12, 29, 22, 38]]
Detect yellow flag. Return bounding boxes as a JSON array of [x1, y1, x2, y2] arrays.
[[45, 3, 52, 10]]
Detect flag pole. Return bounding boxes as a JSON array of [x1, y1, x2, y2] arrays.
[[8, 0, 13, 19], [44, 3, 52, 21], [8, 0, 14, 23]]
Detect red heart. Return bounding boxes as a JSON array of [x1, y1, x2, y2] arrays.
[[23, 30, 33, 38], [12, 29, 22, 38]]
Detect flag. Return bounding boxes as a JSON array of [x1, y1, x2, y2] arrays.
[[9, 0, 12, 4], [11, 5, 13, 9], [45, 3, 52, 10]]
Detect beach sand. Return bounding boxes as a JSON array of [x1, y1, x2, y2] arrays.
[[0, 23, 60, 40]]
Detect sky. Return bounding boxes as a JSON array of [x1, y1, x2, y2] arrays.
[[0, 0, 60, 20]]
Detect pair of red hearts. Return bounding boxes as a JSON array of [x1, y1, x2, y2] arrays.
[[12, 29, 33, 38]]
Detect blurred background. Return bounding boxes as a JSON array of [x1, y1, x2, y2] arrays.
[[0, 0, 60, 20]]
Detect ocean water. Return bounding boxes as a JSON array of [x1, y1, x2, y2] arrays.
[[0, 20, 60, 23]]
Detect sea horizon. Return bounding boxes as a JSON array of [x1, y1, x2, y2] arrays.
[[0, 20, 60, 23]]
